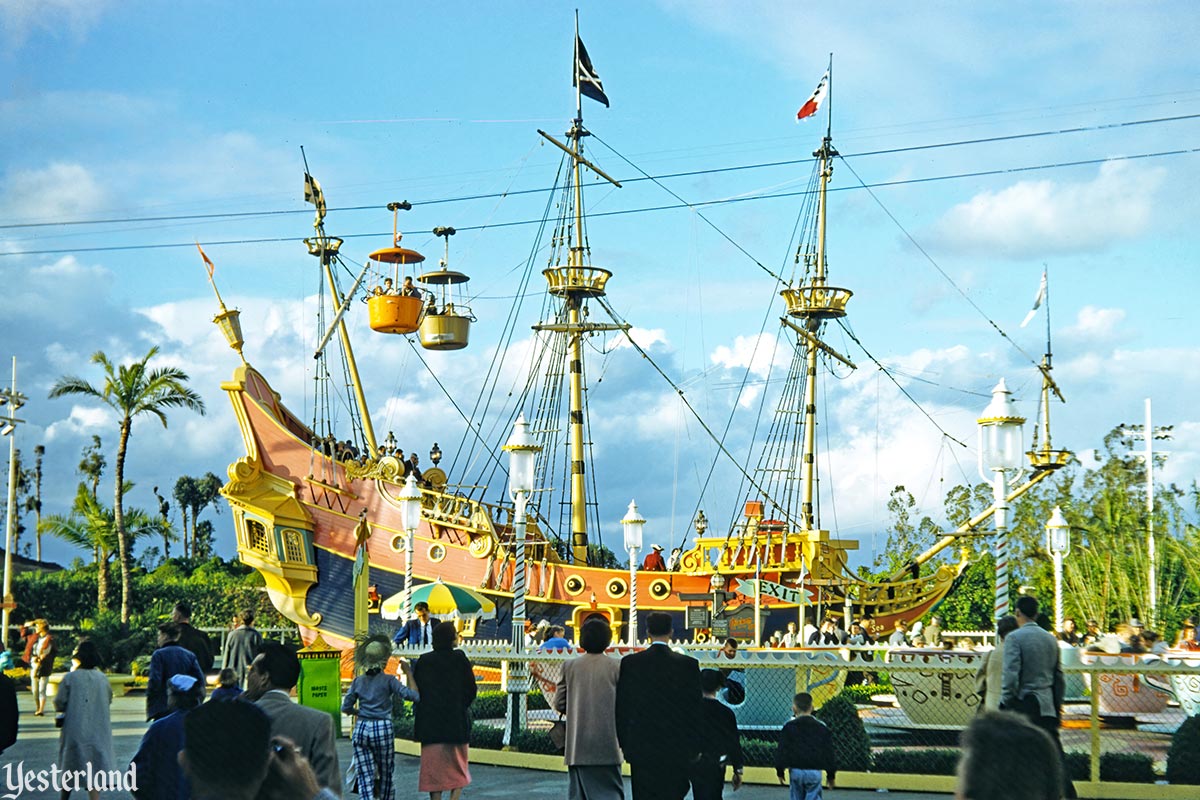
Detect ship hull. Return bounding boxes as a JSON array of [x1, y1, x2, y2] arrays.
[[220, 365, 960, 652]]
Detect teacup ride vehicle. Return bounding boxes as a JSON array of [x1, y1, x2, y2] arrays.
[[887, 646, 985, 729]]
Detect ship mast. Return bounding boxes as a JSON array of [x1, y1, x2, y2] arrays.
[[533, 114, 625, 565], [778, 64, 855, 533]]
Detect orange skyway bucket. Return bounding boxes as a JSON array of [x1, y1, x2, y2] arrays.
[[744, 500, 765, 518], [368, 295, 423, 334]]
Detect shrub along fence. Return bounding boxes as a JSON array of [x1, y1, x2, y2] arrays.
[[386, 641, 1200, 795]]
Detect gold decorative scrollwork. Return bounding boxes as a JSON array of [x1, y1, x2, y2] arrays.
[[468, 535, 494, 559]]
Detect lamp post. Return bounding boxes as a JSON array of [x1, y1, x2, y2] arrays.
[[977, 379, 1026, 623], [622, 500, 645, 645], [397, 474, 423, 623], [502, 415, 540, 745], [1, 358, 26, 647], [1045, 506, 1071, 634]]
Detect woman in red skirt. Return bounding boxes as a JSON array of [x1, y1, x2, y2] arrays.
[[413, 622, 477, 800]]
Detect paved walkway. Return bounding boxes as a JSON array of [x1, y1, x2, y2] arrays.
[[0, 690, 950, 799]]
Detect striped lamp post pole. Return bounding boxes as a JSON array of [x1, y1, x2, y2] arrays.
[[622, 501, 645, 646], [502, 415, 541, 746], [397, 475, 423, 624], [977, 380, 1026, 623]]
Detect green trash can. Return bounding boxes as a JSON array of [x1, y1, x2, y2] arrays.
[[297, 636, 345, 737]]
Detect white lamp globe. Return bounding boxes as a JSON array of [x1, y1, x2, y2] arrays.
[[622, 500, 645, 552]]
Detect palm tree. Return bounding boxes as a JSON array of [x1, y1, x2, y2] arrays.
[[40, 483, 171, 612], [49, 347, 205, 623]]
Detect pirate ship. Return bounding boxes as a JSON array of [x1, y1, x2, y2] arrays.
[[214, 55, 1069, 654]]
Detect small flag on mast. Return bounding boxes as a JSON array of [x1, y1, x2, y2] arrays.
[[303, 172, 326, 223], [1020, 268, 1048, 328], [196, 243, 215, 279], [574, 35, 610, 107], [796, 70, 829, 121]]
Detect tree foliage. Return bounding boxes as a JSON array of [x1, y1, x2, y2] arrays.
[[882, 425, 1199, 640], [49, 347, 206, 624]]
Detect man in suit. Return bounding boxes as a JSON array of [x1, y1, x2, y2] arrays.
[[225, 608, 264, 687], [147, 622, 206, 721], [246, 641, 342, 795], [392, 601, 439, 647], [1001, 594, 1076, 799], [615, 611, 702, 800], [173, 601, 215, 674]]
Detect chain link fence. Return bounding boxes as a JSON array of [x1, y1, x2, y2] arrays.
[[389, 640, 1200, 792]]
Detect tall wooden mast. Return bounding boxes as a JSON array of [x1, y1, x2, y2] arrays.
[[533, 113, 625, 564]]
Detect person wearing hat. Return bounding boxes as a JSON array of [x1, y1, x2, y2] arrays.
[[1173, 617, 1200, 651], [342, 636, 419, 800], [641, 544, 667, 572], [131, 672, 204, 798]]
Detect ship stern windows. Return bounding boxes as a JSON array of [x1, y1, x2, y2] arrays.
[[543, 265, 612, 298]]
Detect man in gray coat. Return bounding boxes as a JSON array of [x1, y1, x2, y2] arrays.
[[555, 617, 623, 800], [246, 641, 341, 795], [224, 609, 264, 687], [1000, 595, 1076, 798]]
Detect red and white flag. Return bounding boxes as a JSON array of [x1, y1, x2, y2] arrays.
[[196, 242, 215, 279], [796, 71, 829, 121]]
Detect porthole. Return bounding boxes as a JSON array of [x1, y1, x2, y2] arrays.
[[606, 577, 627, 599], [390, 535, 406, 553], [428, 543, 447, 563], [564, 575, 586, 597], [649, 579, 671, 600]]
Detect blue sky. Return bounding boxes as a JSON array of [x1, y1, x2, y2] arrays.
[[1, 1, 1198, 568]]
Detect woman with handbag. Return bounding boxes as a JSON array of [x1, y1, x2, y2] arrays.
[[413, 622, 476, 800], [30, 619, 56, 716], [55, 640, 115, 799], [554, 617, 624, 800]]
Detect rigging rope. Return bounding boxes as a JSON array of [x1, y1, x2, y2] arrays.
[[837, 157, 1044, 371], [835, 317, 968, 448]]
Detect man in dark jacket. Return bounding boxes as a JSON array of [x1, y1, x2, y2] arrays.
[[616, 611, 702, 800], [147, 622, 206, 721], [690, 669, 744, 800], [0, 671, 17, 755], [173, 602, 214, 673], [775, 692, 836, 796], [224, 609, 264, 687]]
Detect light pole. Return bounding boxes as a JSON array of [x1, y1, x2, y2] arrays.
[[1, 358, 26, 648], [1045, 506, 1071, 634], [622, 500, 645, 645], [1118, 399, 1173, 627], [502, 414, 540, 745], [977, 379, 1026, 623], [397, 474, 423, 623]]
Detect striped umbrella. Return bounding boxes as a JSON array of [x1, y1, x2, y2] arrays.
[[380, 578, 497, 621]]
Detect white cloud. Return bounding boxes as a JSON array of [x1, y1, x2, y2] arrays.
[[0, 163, 108, 223], [0, 0, 112, 47], [929, 161, 1164, 258], [1062, 306, 1125, 341], [709, 332, 785, 378], [44, 404, 114, 440], [615, 327, 669, 350]]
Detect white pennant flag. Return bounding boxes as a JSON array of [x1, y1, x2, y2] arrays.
[[1020, 269, 1047, 328]]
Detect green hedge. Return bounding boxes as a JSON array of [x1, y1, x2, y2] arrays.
[[471, 689, 549, 720], [872, 748, 960, 776], [1098, 752, 1155, 783], [835, 683, 892, 705], [1167, 715, 1200, 784], [816, 696, 872, 771]]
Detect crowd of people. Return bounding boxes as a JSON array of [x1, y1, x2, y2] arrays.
[[4, 593, 1197, 800]]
